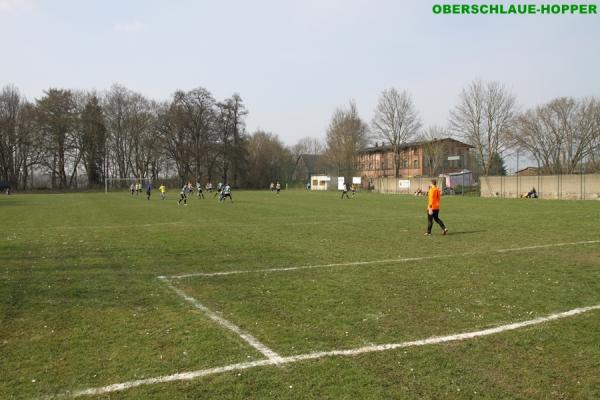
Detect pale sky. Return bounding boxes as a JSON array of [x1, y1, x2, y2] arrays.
[[2, 0, 599, 159]]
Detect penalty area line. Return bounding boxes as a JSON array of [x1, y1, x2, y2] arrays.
[[52, 303, 600, 399], [158, 277, 282, 363], [165, 239, 600, 279]]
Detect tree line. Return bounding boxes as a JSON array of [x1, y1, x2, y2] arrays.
[[2, 80, 599, 190], [0, 84, 302, 190], [324, 80, 600, 179]]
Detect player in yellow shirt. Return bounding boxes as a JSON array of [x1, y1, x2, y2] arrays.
[[159, 184, 166, 200]]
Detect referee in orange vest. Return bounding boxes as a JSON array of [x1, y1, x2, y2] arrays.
[[425, 179, 448, 236]]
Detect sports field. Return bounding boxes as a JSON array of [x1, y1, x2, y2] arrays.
[[1, 190, 599, 399]]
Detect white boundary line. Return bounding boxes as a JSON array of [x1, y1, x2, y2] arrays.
[[54, 303, 600, 399], [11, 216, 412, 232], [165, 240, 600, 279], [158, 277, 282, 363]]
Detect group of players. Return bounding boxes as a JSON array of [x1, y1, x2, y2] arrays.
[[176, 182, 233, 205], [129, 177, 448, 236], [131, 181, 232, 204]]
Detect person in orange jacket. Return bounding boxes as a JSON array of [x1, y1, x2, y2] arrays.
[[425, 179, 448, 236]]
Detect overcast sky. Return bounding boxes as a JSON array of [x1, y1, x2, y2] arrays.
[[2, 0, 599, 159]]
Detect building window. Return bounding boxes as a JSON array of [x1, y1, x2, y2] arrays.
[[413, 159, 419, 169]]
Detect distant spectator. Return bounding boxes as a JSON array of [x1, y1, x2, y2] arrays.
[[525, 187, 538, 198]]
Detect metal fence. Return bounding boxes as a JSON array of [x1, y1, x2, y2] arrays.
[[369, 177, 440, 195]]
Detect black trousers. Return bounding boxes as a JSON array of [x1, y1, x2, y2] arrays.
[[427, 209, 446, 233]]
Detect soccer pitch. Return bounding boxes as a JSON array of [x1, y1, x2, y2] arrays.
[[1, 191, 599, 399]]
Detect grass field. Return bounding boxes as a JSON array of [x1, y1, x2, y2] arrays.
[[1, 189, 600, 399]]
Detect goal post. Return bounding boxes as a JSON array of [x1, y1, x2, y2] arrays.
[[104, 177, 151, 193]]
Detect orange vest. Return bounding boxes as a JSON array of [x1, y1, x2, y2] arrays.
[[428, 186, 441, 210]]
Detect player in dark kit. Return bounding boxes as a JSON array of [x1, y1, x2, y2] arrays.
[[341, 182, 350, 199]]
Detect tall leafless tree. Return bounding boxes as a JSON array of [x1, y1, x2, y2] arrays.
[[292, 136, 325, 157], [104, 84, 133, 179], [511, 97, 600, 174], [371, 88, 422, 177], [419, 125, 449, 176], [326, 101, 369, 179], [449, 80, 516, 176]]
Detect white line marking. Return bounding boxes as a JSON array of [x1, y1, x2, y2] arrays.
[[495, 240, 600, 253], [159, 277, 282, 363], [167, 240, 600, 279], [13, 216, 411, 232], [55, 304, 600, 398], [12, 221, 186, 231], [170, 255, 447, 279]]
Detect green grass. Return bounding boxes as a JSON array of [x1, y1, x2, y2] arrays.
[[1, 190, 599, 399]]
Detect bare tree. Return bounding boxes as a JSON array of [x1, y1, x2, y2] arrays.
[[214, 94, 248, 185], [292, 136, 325, 157], [104, 84, 133, 179], [589, 101, 600, 171], [449, 80, 516, 176], [371, 88, 422, 177], [511, 97, 600, 174], [0, 86, 41, 189], [326, 101, 369, 178], [419, 126, 449, 176]]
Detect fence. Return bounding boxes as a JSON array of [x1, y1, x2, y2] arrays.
[[480, 174, 600, 200], [369, 177, 439, 194]]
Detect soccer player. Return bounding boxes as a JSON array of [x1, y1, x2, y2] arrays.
[[146, 183, 152, 200], [214, 182, 223, 198], [159, 184, 166, 200], [275, 181, 281, 195], [341, 182, 350, 199], [269, 182, 274, 192], [130, 183, 135, 196], [178, 183, 189, 206], [196, 181, 204, 199], [425, 179, 448, 236], [206, 182, 213, 193], [351, 183, 356, 198], [219, 183, 233, 202]]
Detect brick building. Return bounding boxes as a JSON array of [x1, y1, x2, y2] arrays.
[[356, 138, 473, 180]]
